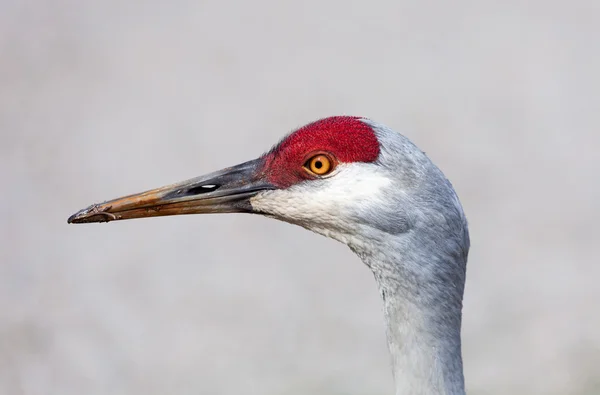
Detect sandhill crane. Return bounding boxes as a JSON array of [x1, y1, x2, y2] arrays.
[[68, 116, 470, 395]]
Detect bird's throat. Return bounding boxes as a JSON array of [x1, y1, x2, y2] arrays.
[[378, 282, 465, 395], [361, 248, 466, 395]]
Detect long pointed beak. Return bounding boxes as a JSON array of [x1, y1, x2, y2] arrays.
[[67, 158, 274, 224]]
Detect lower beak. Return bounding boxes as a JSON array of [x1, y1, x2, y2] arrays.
[[67, 158, 274, 224]]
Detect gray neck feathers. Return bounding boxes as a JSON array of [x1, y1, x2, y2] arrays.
[[354, 120, 470, 395], [354, 227, 467, 395]]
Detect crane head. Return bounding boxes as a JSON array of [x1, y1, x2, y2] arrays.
[[68, 116, 456, 248]]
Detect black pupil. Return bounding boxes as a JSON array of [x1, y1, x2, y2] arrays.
[[315, 160, 323, 169]]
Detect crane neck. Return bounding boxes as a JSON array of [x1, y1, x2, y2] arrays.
[[352, 233, 467, 395]]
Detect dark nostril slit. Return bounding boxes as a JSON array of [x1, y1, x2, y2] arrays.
[[186, 184, 220, 195]]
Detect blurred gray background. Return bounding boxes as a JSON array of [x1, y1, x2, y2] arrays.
[[1, 1, 599, 394]]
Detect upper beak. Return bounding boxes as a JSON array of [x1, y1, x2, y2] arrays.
[[67, 158, 274, 224]]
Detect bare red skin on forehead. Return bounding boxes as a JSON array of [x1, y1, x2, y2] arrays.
[[260, 116, 380, 188]]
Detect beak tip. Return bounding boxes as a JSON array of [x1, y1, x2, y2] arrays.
[[67, 208, 87, 224], [67, 203, 117, 224]]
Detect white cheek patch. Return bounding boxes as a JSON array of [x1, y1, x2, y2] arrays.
[[249, 163, 392, 231]]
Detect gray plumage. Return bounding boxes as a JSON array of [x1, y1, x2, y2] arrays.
[[366, 120, 469, 394]]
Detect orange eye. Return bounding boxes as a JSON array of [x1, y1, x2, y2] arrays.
[[305, 154, 333, 176]]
